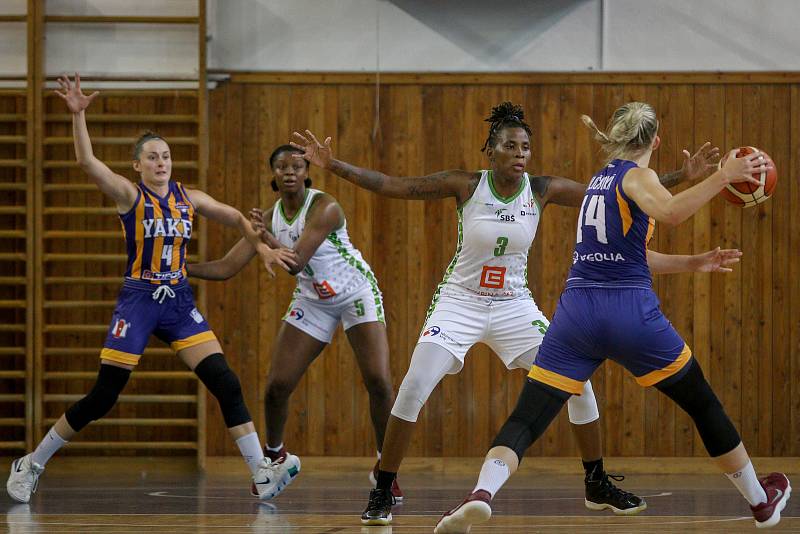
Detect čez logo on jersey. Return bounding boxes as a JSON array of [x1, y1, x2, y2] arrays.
[[112, 318, 131, 338]]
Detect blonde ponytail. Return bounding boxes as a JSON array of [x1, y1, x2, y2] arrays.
[[582, 102, 658, 163]]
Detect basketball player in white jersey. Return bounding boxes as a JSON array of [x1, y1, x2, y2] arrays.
[[291, 102, 721, 525], [188, 145, 398, 500]]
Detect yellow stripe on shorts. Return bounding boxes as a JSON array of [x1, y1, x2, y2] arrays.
[[528, 365, 585, 395]]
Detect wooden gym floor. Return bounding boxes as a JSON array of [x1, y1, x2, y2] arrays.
[[0, 457, 797, 533]]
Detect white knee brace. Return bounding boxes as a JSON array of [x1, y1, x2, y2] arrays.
[[566, 380, 600, 425], [390, 343, 462, 423]]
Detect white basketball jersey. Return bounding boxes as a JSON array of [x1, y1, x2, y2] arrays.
[[438, 171, 541, 300], [271, 189, 378, 302]]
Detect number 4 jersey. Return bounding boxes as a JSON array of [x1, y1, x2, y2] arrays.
[[438, 170, 541, 300], [567, 159, 655, 289]]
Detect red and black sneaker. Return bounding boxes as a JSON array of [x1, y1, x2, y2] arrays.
[[751, 472, 791, 529], [369, 460, 404, 502], [434, 489, 492, 534]]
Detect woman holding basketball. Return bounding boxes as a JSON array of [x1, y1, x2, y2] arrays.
[[435, 102, 790, 533], [6, 73, 295, 504], [292, 102, 722, 526]]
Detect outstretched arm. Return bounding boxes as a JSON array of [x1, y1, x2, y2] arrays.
[[658, 142, 721, 188], [55, 73, 138, 212], [290, 130, 478, 204], [187, 238, 256, 281], [186, 189, 297, 276], [622, 149, 768, 226], [647, 247, 742, 274], [532, 175, 585, 208]]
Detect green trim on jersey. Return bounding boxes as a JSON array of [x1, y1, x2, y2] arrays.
[[278, 189, 310, 226], [423, 203, 465, 323], [325, 232, 385, 324], [488, 170, 527, 204]]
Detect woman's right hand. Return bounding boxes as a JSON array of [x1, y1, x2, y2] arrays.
[[54, 73, 99, 114], [720, 148, 772, 186], [291, 130, 333, 169]]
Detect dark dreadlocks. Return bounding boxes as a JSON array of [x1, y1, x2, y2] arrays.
[[481, 102, 532, 152]]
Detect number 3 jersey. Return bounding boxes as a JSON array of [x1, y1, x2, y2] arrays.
[[271, 189, 379, 302], [438, 170, 541, 300], [566, 159, 655, 289]]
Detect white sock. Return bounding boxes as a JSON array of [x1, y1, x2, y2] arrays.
[[265, 442, 284, 453], [472, 458, 510, 498], [31, 427, 68, 467], [235, 432, 265, 476], [726, 461, 767, 506], [377, 450, 381, 461]]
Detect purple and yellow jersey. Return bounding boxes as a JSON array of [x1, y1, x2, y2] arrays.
[[566, 159, 655, 290], [119, 181, 194, 285]]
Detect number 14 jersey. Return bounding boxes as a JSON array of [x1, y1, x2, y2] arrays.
[[439, 170, 541, 300], [567, 159, 655, 290]]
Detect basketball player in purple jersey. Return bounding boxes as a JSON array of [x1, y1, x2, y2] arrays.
[[436, 102, 790, 533], [6, 73, 296, 504], [293, 102, 724, 526]]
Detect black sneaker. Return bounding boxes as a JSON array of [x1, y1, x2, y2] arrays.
[[584, 472, 647, 515], [361, 488, 395, 525]]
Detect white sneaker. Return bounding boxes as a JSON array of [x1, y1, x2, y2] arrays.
[[250, 454, 301, 500], [7, 455, 44, 504]]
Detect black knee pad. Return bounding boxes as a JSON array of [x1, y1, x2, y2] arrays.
[[194, 353, 252, 428], [656, 358, 740, 457], [65, 364, 131, 432], [491, 378, 569, 462]]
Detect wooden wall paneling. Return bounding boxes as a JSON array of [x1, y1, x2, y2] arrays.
[[418, 84, 445, 457], [23, 75, 791, 458], [208, 82, 243, 455], [228, 83, 262, 456], [693, 84, 725, 456], [790, 85, 800, 456], [722, 85, 744, 435], [671, 84, 697, 457], [739, 85, 768, 454], [768, 85, 791, 456], [336, 84, 378, 456], [254, 84, 292, 454], [753, 84, 775, 456]]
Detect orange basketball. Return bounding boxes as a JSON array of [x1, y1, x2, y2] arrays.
[[718, 146, 777, 207]]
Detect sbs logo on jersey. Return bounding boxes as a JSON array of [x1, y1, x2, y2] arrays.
[[495, 208, 515, 222]]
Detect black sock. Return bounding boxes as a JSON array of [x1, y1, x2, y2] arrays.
[[583, 458, 603, 479], [376, 469, 396, 491]]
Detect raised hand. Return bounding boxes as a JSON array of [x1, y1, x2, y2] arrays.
[[720, 149, 771, 185], [681, 142, 720, 181], [290, 130, 333, 169], [54, 73, 99, 114], [694, 247, 742, 273]]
